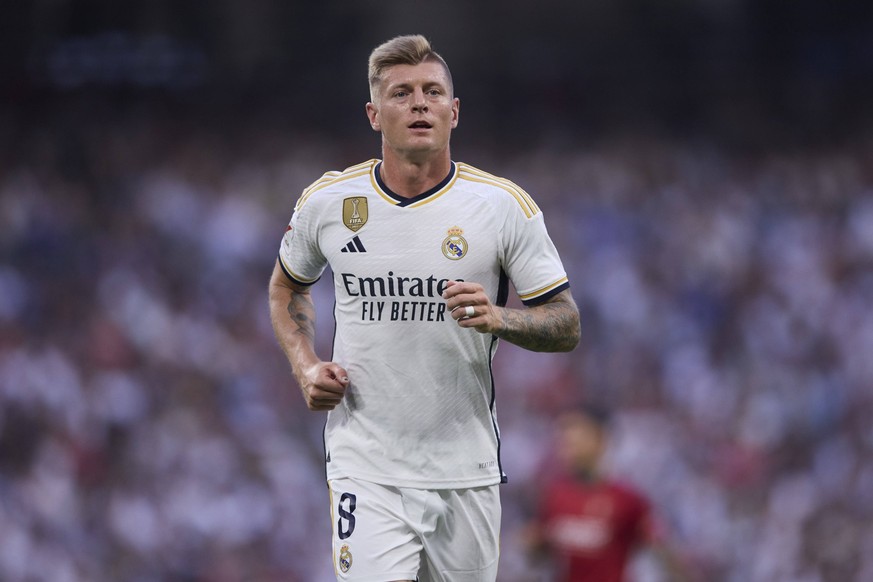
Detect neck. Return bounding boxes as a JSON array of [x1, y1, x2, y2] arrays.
[[379, 148, 452, 199]]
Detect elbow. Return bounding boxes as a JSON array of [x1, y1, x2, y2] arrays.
[[557, 298, 581, 352], [554, 290, 580, 352], [538, 310, 580, 353], [560, 318, 581, 352], [543, 293, 581, 352]]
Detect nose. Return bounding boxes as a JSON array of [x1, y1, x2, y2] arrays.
[[411, 89, 428, 113]]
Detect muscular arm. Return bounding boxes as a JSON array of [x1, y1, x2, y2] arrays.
[[493, 290, 580, 352], [269, 260, 319, 374], [268, 260, 348, 410], [444, 282, 581, 352]]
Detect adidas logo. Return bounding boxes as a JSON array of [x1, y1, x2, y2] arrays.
[[341, 236, 367, 253]]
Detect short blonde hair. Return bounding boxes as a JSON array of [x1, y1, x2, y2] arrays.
[[367, 35, 453, 101]]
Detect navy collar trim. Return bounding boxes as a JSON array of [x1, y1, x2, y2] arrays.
[[374, 161, 456, 207]]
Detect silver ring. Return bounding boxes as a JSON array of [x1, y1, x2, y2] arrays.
[[464, 306, 475, 318]]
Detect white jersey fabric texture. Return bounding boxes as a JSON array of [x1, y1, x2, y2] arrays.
[[278, 159, 570, 489]]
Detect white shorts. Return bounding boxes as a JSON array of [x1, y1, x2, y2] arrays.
[[328, 477, 501, 582]]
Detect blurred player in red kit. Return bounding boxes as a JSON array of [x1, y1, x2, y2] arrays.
[[526, 405, 690, 582]]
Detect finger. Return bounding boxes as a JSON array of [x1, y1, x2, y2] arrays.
[[445, 293, 477, 313], [310, 387, 344, 401], [308, 401, 338, 412], [451, 304, 477, 321], [310, 399, 341, 411], [318, 387, 345, 401], [316, 372, 349, 395], [441, 280, 472, 299], [306, 389, 343, 408], [325, 364, 351, 387], [315, 381, 347, 397]]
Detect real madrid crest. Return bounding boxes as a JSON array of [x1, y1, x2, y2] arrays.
[[442, 226, 468, 260], [343, 197, 368, 232], [338, 544, 353, 573]]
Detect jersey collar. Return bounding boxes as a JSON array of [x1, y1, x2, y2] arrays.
[[371, 161, 458, 208]]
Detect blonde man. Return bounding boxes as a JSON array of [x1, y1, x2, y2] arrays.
[[269, 34, 580, 582]]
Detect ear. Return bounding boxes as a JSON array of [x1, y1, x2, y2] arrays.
[[365, 102, 380, 132], [450, 97, 460, 129]]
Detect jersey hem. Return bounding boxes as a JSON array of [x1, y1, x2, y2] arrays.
[[340, 572, 419, 582], [326, 467, 504, 490]]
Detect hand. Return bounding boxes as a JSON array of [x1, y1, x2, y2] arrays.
[[297, 361, 350, 411], [442, 280, 502, 334]]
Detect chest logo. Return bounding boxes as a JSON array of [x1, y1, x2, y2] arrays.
[[343, 197, 368, 232], [442, 226, 468, 260]]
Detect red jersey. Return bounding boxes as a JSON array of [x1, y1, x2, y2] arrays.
[[539, 476, 654, 582]]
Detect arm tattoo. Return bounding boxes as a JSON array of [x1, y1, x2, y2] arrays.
[[495, 293, 580, 352], [287, 292, 316, 344]]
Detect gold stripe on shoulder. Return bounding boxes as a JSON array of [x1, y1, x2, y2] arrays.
[[294, 171, 339, 211], [457, 163, 540, 217], [460, 173, 532, 218], [519, 277, 569, 300], [295, 171, 339, 209], [457, 164, 535, 219], [460, 163, 540, 214], [295, 160, 377, 211], [343, 159, 378, 173]]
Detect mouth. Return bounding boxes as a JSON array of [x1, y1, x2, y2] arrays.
[[408, 120, 433, 130]]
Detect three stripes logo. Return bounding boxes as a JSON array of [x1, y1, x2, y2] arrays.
[[341, 236, 367, 253]]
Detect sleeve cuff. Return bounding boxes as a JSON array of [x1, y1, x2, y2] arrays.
[[520, 281, 570, 306], [278, 254, 320, 287]]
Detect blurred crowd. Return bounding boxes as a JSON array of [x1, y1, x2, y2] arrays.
[[1, 100, 872, 582]]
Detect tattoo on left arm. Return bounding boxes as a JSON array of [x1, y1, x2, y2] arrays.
[[495, 292, 580, 352], [286, 292, 316, 344]]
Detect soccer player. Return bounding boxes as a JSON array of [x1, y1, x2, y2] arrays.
[[526, 406, 690, 582], [268, 34, 580, 581]]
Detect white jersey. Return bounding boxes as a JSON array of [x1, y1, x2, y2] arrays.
[[278, 159, 569, 488]]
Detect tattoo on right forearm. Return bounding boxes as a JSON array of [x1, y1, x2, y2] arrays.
[[287, 293, 315, 343]]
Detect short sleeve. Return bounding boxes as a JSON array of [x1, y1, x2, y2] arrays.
[[501, 208, 570, 306], [277, 199, 327, 286]]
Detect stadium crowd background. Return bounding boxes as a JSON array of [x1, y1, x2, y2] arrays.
[[2, 1, 873, 581]]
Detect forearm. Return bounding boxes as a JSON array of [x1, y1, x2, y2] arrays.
[[493, 292, 580, 352], [269, 262, 350, 411], [268, 265, 320, 380]]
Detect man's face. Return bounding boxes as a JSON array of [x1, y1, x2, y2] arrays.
[[366, 61, 459, 160]]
